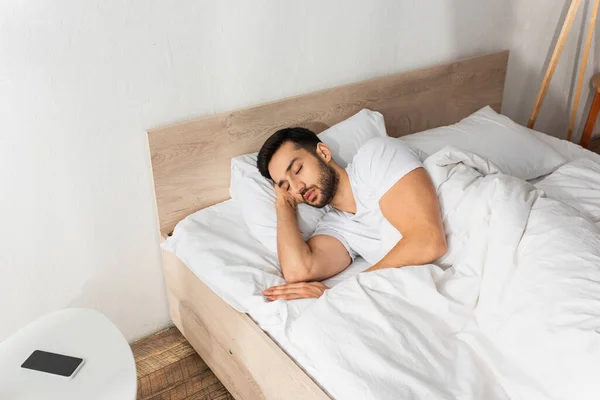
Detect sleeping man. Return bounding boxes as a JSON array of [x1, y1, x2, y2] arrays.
[[257, 128, 447, 301]]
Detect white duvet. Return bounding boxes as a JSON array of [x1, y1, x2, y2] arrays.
[[165, 148, 600, 400]]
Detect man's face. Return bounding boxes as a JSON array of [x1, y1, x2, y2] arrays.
[[268, 142, 339, 208]]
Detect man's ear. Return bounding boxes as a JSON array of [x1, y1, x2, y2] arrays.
[[316, 142, 332, 162]]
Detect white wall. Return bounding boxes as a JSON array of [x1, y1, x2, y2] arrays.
[[0, 0, 594, 342]]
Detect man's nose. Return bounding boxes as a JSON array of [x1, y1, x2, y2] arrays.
[[289, 180, 305, 196]]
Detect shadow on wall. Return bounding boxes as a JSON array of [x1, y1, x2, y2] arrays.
[[66, 275, 168, 341], [579, 0, 600, 143], [452, 0, 598, 141], [511, 0, 578, 139], [524, 0, 594, 141]]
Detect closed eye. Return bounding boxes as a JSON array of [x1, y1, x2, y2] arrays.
[[295, 166, 303, 175]]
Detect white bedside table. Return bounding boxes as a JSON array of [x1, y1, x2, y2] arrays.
[[0, 308, 137, 400]]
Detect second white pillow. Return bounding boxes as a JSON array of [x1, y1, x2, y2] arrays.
[[400, 106, 566, 181]]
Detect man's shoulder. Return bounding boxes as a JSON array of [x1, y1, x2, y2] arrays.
[[355, 136, 392, 155], [351, 136, 417, 167], [349, 136, 424, 199]]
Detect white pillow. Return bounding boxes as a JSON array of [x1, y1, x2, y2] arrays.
[[529, 130, 600, 166], [317, 109, 387, 168], [230, 109, 387, 253], [400, 106, 566, 180]]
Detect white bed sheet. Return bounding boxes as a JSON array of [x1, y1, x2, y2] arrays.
[[164, 143, 600, 400]]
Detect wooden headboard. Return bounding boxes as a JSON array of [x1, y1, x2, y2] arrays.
[[148, 50, 509, 235]]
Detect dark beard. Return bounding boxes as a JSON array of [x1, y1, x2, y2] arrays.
[[311, 158, 339, 208]]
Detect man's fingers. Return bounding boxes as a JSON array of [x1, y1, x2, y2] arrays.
[[263, 282, 328, 301], [266, 292, 311, 301], [266, 293, 297, 301], [263, 282, 308, 294], [280, 293, 306, 300], [265, 287, 310, 297], [271, 282, 309, 290], [273, 183, 289, 198], [264, 287, 314, 301], [265, 292, 301, 301]]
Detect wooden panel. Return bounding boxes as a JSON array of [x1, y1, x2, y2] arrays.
[[131, 326, 233, 400], [148, 51, 509, 235], [131, 327, 189, 362], [147, 369, 222, 400], [581, 93, 600, 148], [135, 341, 197, 378], [137, 354, 207, 399], [183, 385, 233, 400], [132, 326, 197, 377], [162, 246, 331, 400], [591, 136, 600, 154]]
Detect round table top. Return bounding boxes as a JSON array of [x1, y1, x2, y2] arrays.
[[0, 308, 137, 400]]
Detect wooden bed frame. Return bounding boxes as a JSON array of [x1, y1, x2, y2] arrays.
[[147, 50, 509, 399]]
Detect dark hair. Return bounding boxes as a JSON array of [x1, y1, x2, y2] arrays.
[[257, 127, 321, 180]]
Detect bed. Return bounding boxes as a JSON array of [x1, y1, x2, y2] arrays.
[[147, 50, 600, 399]]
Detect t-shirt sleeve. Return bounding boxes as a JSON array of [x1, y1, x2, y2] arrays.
[[353, 137, 423, 200], [310, 211, 357, 261]]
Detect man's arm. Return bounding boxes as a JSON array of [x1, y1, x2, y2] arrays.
[[273, 184, 351, 283], [364, 167, 446, 273]]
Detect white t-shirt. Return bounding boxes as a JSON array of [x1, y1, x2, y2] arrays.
[[312, 137, 423, 265]]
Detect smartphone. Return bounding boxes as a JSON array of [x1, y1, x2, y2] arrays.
[[21, 350, 84, 379]]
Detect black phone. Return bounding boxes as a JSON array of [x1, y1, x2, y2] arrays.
[[21, 350, 85, 378]]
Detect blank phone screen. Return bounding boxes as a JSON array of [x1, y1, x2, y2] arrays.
[[21, 350, 83, 377]]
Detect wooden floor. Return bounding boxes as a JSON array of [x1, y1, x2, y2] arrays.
[[131, 326, 233, 400]]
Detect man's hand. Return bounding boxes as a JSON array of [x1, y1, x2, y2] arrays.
[[274, 183, 300, 211], [263, 282, 328, 301]]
